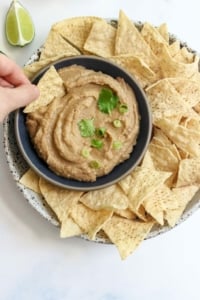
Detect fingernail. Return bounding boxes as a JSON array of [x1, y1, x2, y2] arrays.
[[31, 84, 40, 96]]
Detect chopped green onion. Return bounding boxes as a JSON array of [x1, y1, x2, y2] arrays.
[[95, 127, 106, 138], [81, 148, 90, 158], [89, 160, 101, 169], [113, 141, 123, 150], [119, 103, 128, 114], [91, 139, 103, 149], [113, 119, 122, 128]]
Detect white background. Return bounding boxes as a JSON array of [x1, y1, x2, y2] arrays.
[[1, 1, 200, 299]]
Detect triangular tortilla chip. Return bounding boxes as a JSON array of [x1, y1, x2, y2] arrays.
[[176, 158, 200, 187], [70, 203, 113, 240], [114, 209, 137, 220], [24, 65, 65, 113], [173, 47, 195, 64], [83, 20, 116, 57], [53, 16, 102, 51], [115, 10, 158, 72], [168, 40, 181, 57], [109, 55, 157, 88], [103, 215, 154, 259], [140, 149, 155, 169], [19, 168, 40, 194], [23, 55, 66, 80], [123, 166, 171, 212], [164, 185, 199, 227], [157, 44, 199, 78], [146, 79, 199, 123], [60, 217, 84, 238], [39, 177, 83, 222], [168, 78, 200, 107], [143, 185, 171, 225], [141, 22, 168, 56], [80, 184, 128, 211], [148, 143, 179, 173], [157, 23, 169, 43], [155, 118, 200, 157], [40, 28, 80, 60]]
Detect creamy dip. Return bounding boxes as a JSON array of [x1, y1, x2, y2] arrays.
[[26, 65, 140, 182]]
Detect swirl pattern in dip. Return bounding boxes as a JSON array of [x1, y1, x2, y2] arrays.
[[26, 65, 139, 182]]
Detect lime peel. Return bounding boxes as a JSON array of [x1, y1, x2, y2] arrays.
[[5, 0, 35, 46]]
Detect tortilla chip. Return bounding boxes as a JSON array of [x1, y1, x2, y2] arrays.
[[80, 184, 128, 211], [155, 118, 200, 157], [157, 23, 169, 43], [83, 20, 116, 57], [23, 55, 68, 80], [39, 177, 83, 222], [140, 149, 155, 169], [164, 185, 199, 227], [124, 167, 171, 212], [176, 158, 200, 187], [19, 168, 40, 194], [40, 28, 80, 61], [152, 128, 181, 161], [114, 209, 137, 220], [167, 78, 200, 108], [173, 47, 195, 64], [149, 143, 179, 173], [60, 217, 84, 238], [152, 128, 172, 146], [157, 44, 199, 78], [168, 40, 181, 57], [115, 10, 158, 71], [143, 185, 171, 225], [146, 79, 198, 123], [141, 22, 168, 56], [181, 117, 200, 132], [109, 55, 157, 88], [53, 16, 102, 51], [103, 215, 154, 259], [148, 143, 179, 186], [24, 65, 65, 113], [70, 203, 113, 240]]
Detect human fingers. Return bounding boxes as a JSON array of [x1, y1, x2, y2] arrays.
[[0, 83, 39, 122], [0, 54, 30, 86], [0, 77, 13, 87]]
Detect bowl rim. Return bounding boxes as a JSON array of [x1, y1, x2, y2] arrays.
[[15, 55, 152, 191]]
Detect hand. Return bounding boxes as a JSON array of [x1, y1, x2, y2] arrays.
[[0, 54, 39, 122]]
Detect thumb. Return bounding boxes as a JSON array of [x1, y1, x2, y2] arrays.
[[6, 84, 40, 111], [0, 84, 39, 122]]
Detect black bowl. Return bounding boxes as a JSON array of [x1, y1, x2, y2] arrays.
[[15, 56, 152, 191]]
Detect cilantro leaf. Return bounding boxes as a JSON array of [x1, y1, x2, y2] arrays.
[[97, 88, 119, 114], [78, 118, 95, 137], [95, 127, 106, 138], [91, 139, 103, 149]]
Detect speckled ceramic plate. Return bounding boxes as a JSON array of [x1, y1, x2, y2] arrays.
[[3, 20, 200, 242]]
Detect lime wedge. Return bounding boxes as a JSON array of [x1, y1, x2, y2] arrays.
[[5, 0, 35, 46]]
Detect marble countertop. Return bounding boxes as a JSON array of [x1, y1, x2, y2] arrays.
[[1, 0, 200, 299]]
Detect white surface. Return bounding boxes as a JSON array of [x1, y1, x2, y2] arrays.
[[1, 1, 200, 299]]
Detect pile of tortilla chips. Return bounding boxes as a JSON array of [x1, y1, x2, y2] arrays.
[[21, 10, 200, 259]]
